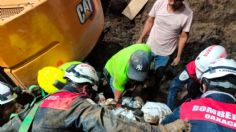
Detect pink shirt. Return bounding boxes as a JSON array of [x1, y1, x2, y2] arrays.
[[147, 0, 193, 56]]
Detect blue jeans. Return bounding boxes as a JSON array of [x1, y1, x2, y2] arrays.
[[167, 73, 188, 110], [147, 53, 170, 101], [167, 70, 200, 110], [152, 53, 170, 71]]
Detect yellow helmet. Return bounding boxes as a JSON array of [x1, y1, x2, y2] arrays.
[[59, 61, 81, 72], [37, 66, 67, 94]]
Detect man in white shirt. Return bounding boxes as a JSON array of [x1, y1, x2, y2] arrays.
[[137, 0, 193, 95]]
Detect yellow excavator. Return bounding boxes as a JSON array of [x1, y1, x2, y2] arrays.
[[0, 0, 104, 89]]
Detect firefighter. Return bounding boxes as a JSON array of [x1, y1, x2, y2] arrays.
[[38, 66, 68, 94], [0, 66, 68, 132], [0, 82, 20, 126], [167, 45, 227, 110], [0, 82, 40, 132], [37, 61, 81, 94], [32, 63, 190, 131], [162, 58, 236, 132]]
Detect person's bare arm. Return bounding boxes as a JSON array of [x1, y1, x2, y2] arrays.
[[137, 16, 155, 43], [171, 31, 189, 66], [114, 89, 122, 102]]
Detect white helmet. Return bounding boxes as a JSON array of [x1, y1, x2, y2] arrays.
[[195, 45, 227, 79], [0, 82, 17, 105], [64, 63, 99, 91], [201, 58, 236, 89]]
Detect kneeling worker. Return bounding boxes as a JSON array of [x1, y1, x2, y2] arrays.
[[32, 63, 190, 131], [103, 44, 152, 102]]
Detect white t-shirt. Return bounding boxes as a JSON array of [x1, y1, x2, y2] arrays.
[[147, 0, 193, 56]]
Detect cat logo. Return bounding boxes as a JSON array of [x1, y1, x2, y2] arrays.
[[76, 0, 94, 24]]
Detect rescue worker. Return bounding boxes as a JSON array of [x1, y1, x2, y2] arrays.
[[167, 45, 227, 110], [103, 44, 151, 102], [0, 82, 19, 126], [0, 66, 67, 132], [1, 64, 80, 131], [37, 61, 82, 94], [32, 63, 190, 131], [162, 58, 236, 132], [0, 82, 41, 132], [38, 66, 68, 94]]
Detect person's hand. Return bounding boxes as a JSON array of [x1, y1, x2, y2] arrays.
[[99, 98, 117, 110], [171, 56, 180, 66], [160, 119, 191, 132], [98, 93, 106, 104]]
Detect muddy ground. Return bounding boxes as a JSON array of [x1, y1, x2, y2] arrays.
[[85, 0, 236, 103]]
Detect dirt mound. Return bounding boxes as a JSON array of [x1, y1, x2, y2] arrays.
[[86, 0, 236, 102], [95, 0, 236, 72]]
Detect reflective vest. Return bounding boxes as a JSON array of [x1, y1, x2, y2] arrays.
[[180, 98, 236, 130], [40, 91, 83, 110]]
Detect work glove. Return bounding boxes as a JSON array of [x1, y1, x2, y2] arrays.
[[159, 119, 191, 132]]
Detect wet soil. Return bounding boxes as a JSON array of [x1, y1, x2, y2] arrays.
[[85, 0, 236, 103]]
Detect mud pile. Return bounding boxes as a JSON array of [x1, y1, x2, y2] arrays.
[[90, 0, 235, 71], [86, 0, 236, 101]]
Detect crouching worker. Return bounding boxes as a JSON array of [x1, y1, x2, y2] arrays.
[[0, 82, 42, 132], [37, 61, 81, 95], [167, 45, 227, 110], [0, 82, 21, 126], [32, 63, 190, 131], [0, 65, 69, 132], [103, 44, 152, 102], [162, 58, 236, 132]]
